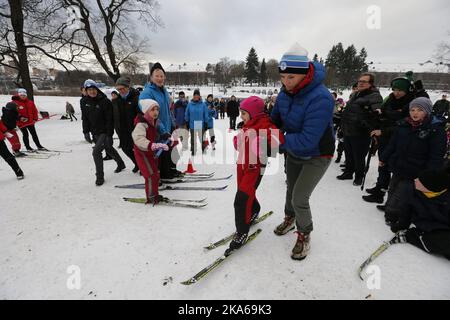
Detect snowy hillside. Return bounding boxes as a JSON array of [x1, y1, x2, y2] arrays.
[[0, 95, 449, 300]]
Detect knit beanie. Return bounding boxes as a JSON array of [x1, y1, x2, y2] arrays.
[[150, 62, 166, 75], [140, 99, 160, 114], [17, 88, 27, 96], [239, 96, 265, 119], [391, 78, 412, 93], [83, 79, 98, 89], [279, 43, 310, 75], [409, 97, 433, 116], [5, 102, 18, 111]]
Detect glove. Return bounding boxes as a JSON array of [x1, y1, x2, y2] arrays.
[[84, 133, 93, 144], [237, 121, 244, 129], [151, 143, 169, 152], [5, 132, 13, 139], [20, 117, 28, 123]]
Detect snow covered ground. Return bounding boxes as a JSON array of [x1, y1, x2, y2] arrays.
[[0, 95, 449, 300]]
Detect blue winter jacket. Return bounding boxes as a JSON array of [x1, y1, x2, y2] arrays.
[[185, 100, 209, 130], [139, 82, 175, 134], [206, 102, 218, 129], [174, 99, 188, 127], [271, 62, 335, 158]]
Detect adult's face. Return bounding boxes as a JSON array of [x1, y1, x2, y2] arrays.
[[151, 69, 165, 87], [116, 85, 129, 97], [86, 88, 98, 98], [179, 95, 185, 101], [393, 89, 407, 100], [357, 76, 372, 92], [193, 95, 200, 102], [280, 73, 306, 92]]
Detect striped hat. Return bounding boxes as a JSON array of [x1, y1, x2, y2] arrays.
[[279, 43, 310, 74]]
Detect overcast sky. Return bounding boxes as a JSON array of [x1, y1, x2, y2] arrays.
[[143, 0, 449, 68]]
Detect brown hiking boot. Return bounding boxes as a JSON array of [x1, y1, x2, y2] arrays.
[[274, 216, 295, 236], [291, 231, 310, 261]]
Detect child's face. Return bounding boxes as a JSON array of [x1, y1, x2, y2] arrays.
[[148, 107, 159, 120], [240, 110, 250, 123], [410, 106, 426, 122]]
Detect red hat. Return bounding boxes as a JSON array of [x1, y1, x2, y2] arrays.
[[239, 96, 265, 119]]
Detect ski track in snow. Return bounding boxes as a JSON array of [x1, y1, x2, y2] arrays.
[[0, 93, 449, 300]]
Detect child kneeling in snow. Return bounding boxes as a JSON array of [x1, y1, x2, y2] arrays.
[[132, 99, 169, 205], [225, 96, 284, 255]]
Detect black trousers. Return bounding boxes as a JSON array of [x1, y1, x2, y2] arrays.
[[92, 134, 124, 177], [343, 135, 371, 178], [69, 113, 78, 121], [375, 142, 391, 190], [406, 228, 450, 260], [159, 147, 179, 179], [229, 117, 237, 130], [20, 125, 43, 150], [0, 140, 20, 173]]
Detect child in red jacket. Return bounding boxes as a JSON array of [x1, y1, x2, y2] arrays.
[[132, 99, 169, 204], [225, 96, 284, 255], [0, 119, 24, 179]]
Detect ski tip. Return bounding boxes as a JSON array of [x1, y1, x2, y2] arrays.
[[180, 279, 196, 286]]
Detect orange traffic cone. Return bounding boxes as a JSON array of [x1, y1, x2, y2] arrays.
[[184, 158, 197, 174]]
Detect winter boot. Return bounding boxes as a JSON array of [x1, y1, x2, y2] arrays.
[[114, 161, 126, 173], [353, 176, 363, 186], [250, 212, 259, 224], [13, 151, 27, 158], [103, 154, 113, 161], [15, 168, 24, 180], [337, 172, 353, 180], [376, 205, 386, 212], [224, 232, 248, 256], [95, 174, 105, 186], [132, 165, 140, 174], [274, 216, 295, 236], [362, 187, 385, 204], [335, 154, 342, 163], [291, 231, 311, 261], [37, 147, 48, 151]]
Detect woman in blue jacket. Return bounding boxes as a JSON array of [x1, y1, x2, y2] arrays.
[[139, 63, 180, 179], [185, 89, 209, 155], [271, 43, 335, 261]]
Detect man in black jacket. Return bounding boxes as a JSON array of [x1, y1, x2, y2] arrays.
[[114, 77, 141, 173], [226, 96, 240, 130], [363, 75, 415, 204], [82, 80, 125, 186], [338, 73, 383, 186], [391, 166, 450, 260]]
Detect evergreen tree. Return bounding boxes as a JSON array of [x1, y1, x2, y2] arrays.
[[245, 47, 260, 86], [260, 58, 268, 86]]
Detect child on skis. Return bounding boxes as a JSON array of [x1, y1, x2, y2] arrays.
[[225, 96, 284, 255], [132, 99, 169, 205]]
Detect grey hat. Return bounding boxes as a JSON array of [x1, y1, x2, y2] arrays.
[[409, 97, 433, 116], [116, 77, 131, 88]]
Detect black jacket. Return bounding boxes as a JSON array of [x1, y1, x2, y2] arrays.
[[81, 91, 114, 136], [397, 190, 450, 233], [433, 99, 450, 118], [112, 88, 141, 150], [1, 106, 19, 130], [226, 100, 240, 117], [379, 92, 415, 145], [341, 87, 383, 137], [380, 117, 447, 180]]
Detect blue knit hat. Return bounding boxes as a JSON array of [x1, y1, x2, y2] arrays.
[[84, 79, 98, 89], [279, 43, 310, 74]]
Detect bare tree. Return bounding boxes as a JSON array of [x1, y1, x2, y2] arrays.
[[57, 0, 163, 81], [434, 31, 450, 69], [0, 0, 85, 99]]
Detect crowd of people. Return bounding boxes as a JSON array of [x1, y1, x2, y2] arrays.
[[1, 43, 449, 262]]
